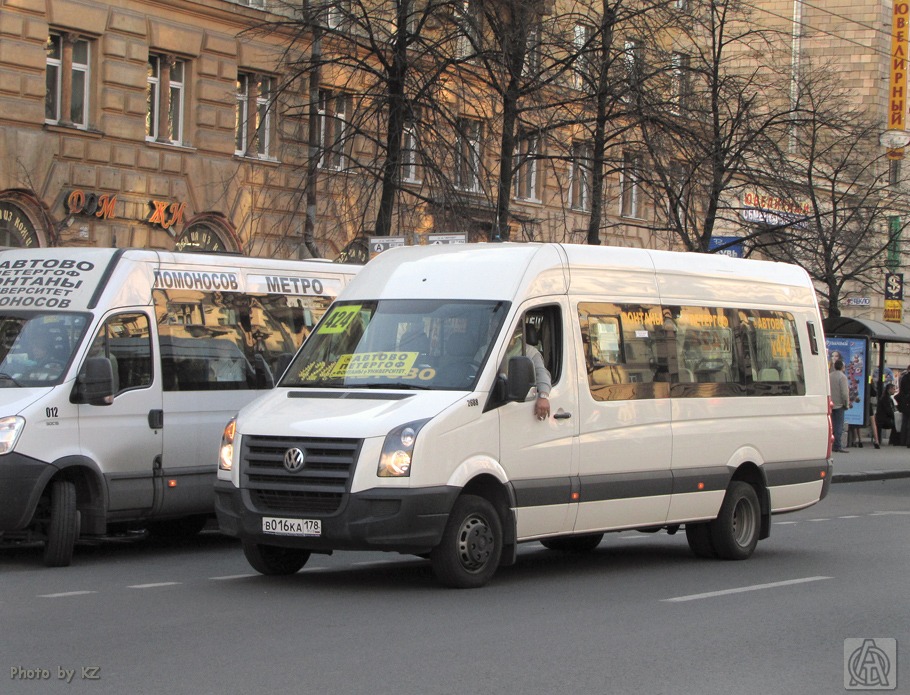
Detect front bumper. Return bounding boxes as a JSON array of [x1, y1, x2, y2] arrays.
[[0, 453, 55, 531], [215, 481, 460, 554]]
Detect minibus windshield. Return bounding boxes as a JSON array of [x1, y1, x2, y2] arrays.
[[281, 299, 509, 391], [0, 312, 90, 387]]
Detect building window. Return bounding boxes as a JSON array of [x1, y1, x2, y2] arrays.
[[236, 73, 274, 158], [455, 118, 483, 192], [524, 22, 542, 77], [242, 0, 265, 7], [514, 131, 540, 201], [326, 0, 352, 31], [457, 0, 482, 59], [318, 89, 350, 170], [623, 38, 643, 101], [670, 52, 690, 115], [402, 120, 421, 183], [147, 55, 185, 144], [620, 151, 642, 218], [570, 141, 592, 211], [573, 23, 595, 90], [45, 33, 91, 129]]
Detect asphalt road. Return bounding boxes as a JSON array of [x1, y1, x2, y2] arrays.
[[2, 480, 908, 695]]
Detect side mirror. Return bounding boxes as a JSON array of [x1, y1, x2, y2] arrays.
[[507, 355, 535, 402], [71, 356, 115, 406]]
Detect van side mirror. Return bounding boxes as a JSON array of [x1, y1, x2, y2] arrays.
[[506, 355, 535, 402], [71, 357, 115, 406]]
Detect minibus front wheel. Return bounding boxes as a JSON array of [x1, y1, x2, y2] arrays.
[[41, 480, 80, 567], [242, 539, 310, 575], [431, 495, 502, 589]]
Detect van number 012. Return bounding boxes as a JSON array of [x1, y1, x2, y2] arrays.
[[46, 407, 58, 418]]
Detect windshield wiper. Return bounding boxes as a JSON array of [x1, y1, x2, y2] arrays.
[[0, 372, 22, 387], [355, 382, 432, 390]]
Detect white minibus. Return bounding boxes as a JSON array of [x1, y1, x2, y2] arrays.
[[215, 243, 832, 588], [0, 248, 359, 566]]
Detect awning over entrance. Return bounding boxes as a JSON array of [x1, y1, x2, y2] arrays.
[[823, 316, 910, 344]]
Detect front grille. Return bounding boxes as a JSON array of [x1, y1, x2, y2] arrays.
[[242, 435, 362, 515]]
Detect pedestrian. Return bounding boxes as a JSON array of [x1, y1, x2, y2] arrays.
[[875, 382, 897, 448], [829, 359, 849, 453], [899, 366, 910, 447]]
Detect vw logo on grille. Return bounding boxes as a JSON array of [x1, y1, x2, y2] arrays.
[[283, 447, 306, 473]]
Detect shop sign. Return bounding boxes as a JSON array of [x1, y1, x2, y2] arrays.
[[741, 190, 811, 229], [66, 190, 117, 220], [148, 200, 187, 232], [888, 2, 909, 158]]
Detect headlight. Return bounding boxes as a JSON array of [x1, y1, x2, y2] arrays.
[[0, 416, 25, 455], [219, 418, 236, 471], [378, 419, 430, 478]]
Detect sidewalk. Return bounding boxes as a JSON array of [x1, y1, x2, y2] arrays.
[[830, 439, 910, 483]]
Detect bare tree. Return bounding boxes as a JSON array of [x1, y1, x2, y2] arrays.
[[633, 0, 797, 252], [753, 73, 910, 319]]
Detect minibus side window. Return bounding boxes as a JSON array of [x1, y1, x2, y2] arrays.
[[740, 309, 805, 396], [578, 302, 670, 401], [671, 306, 742, 397], [154, 289, 334, 391], [96, 313, 152, 394]]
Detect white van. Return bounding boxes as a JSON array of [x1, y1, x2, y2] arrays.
[[0, 248, 359, 566], [215, 243, 832, 588]]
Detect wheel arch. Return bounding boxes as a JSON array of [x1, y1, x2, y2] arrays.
[[48, 456, 108, 536], [459, 473, 518, 566]]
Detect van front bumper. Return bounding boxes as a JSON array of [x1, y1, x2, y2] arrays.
[[0, 453, 54, 531], [214, 481, 460, 554]]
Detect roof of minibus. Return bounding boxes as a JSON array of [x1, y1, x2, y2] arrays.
[[340, 242, 816, 307]]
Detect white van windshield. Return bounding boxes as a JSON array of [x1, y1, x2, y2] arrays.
[[0, 313, 90, 387], [281, 299, 509, 390]]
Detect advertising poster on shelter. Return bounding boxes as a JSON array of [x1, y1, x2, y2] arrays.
[[826, 337, 867, 426]]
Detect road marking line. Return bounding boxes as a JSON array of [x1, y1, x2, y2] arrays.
[[838, 515, 861, 519], [871, 511, 910, 516], [209, 574, 257, 581], [662, 576, 833, 603], [809, 518, 830, 522], [774, 521, 799, 525], [39, 591, 98, 598], [128, 582, 181, 589]]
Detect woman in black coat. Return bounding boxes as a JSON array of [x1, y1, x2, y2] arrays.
[[876, 383, 897, 446]]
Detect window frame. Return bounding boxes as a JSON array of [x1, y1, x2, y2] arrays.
[[455, 117, 483, 193], [620, 151, 642, 218], [514, 131, 541, 202], [45, 32, 91, 129], [570, 141, 592, 212], [146, 54, 186, 145]]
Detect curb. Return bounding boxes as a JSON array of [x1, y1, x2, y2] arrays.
[[831, 470, 910, 484]]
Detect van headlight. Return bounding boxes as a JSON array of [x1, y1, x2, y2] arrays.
[[219, 418, 236, 472], [378, 419, 430, 478], [0, 416, 25, 455]]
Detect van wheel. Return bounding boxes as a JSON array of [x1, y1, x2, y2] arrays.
[[709, 481, 761, 560], [541, 533, 604, 553], [431, 495, 502, 589], [147, 515, 208, 539], [43, 480, 80, 568], [685, 523, 717, 558], [242, 540, 310, 575]]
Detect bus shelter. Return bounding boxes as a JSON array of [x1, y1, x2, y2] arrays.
[[823, 316, 910, 428]]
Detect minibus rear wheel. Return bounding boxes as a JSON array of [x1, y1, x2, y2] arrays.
[[709, 481, 761, 560], [431, 495, 502, 589], [242, 539, 310, 575], [42, 480, 80, 568]]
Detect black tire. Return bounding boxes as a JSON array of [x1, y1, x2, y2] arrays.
[[709, 481, 761, 560], [540, 533, 604, 553], [147, 515, 209, 539], [685, 522, 717, 558], [43, 480, 79, 568], [431, 495, 502, 589], [242, 539, 310, 575]]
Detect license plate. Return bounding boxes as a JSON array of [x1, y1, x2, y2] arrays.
[[262, 517, 322, 537]]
